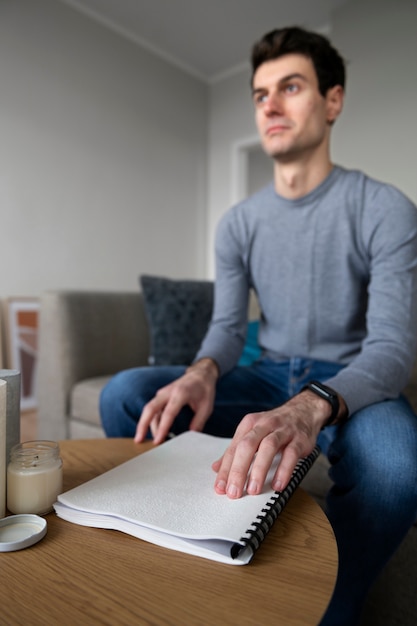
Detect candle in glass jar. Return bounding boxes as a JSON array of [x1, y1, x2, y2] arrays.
[[7, 441, 63, 515]]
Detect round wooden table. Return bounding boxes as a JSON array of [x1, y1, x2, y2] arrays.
[[0, 439, 338, 625]]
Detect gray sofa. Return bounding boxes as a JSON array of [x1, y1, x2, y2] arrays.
[[38, 290, 149, 440], [37, 289, 417, 625]]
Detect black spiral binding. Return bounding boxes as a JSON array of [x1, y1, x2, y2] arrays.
[[230, 445, 321, 560]]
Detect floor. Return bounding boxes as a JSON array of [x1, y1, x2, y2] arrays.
[[20, 409, 38, 441]]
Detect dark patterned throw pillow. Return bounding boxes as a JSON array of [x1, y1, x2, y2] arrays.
[[139, 275, 214, 366]]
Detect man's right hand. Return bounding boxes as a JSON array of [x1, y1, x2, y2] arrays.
[[134, 358, 219, 445]]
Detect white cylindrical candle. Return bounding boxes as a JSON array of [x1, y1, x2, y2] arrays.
[[0, 380, 7, 519], [0, 369, 21, 464], [7, 441, 63, 515]]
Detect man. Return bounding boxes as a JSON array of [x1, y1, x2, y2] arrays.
[[100, 27, 417, 625]]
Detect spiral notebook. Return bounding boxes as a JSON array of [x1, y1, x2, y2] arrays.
[[54, 432, 319, 565]]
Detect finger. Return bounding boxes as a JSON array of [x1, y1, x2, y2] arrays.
[[216, 431, 260, 499], [271, 444, 303, 491], [211, 455, 223, 473], [213, 446, 236, 494], [134, 397, 165, 442], [189, 404, 211, 433], [151, 396, 186, 444], [150, 415, 160, 439], [246, 433, 281, 495], [213, 416, 265, 495]]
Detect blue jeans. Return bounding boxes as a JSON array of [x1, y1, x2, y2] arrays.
[[100, 358, 417, 625]]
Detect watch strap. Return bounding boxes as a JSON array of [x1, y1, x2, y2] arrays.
[[302, 380, 340, 429]]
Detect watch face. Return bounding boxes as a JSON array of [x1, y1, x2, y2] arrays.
[[314, 385, 332, 400], [310, 382, 336, 400]]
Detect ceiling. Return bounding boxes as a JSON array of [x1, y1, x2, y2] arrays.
[[60, 0, 349, 82]]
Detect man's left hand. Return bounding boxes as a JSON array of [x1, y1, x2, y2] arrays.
[[212, 390, 334, 498]]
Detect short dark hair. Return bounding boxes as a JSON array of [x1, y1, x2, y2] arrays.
[[251, 26, 346, 96]]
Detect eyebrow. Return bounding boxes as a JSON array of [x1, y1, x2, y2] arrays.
[[252, 72, 308, 96]]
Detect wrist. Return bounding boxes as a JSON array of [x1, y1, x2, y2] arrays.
[[187, 358, 220, 382], [301, 381, 348, 429], [299, 390, 334, 430]]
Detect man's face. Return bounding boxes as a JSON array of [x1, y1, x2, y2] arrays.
[[252, 54, 342, 162]]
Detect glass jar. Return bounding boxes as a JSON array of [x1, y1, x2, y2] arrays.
[[7, 441, 63, 515]]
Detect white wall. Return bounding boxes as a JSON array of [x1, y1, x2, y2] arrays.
[[0, 0, 208, 297], [2, 0, 415, 296], [331, 0, 417, 200], [207, 70, 255, 274], [207, 0, 417, 274]]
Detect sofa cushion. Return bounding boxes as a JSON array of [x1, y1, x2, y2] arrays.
[[140, 275, 214, 366], [71, 376, 112, 427]]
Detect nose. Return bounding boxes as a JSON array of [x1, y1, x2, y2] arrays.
[[263, 91, 284, 116]]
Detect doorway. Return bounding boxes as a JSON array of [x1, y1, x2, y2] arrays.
[[231, 137, 273, 204]]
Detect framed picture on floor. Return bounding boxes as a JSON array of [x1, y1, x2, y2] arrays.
[[0, 303, 4, 368], [5, 298, 40, 411]]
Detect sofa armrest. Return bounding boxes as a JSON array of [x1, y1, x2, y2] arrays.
[[37, 290, 149, 440]]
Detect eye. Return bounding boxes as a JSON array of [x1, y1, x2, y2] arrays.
[[253, 92, 268, 106], [284, 83, 300, 94]]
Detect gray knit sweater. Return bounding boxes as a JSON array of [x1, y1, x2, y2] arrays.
[[196, 166, 417, 416]]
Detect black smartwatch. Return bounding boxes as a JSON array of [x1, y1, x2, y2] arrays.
[[302, 380, 340, 429]]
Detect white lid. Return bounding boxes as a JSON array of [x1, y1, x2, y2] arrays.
[[0, 514, 47, 552]]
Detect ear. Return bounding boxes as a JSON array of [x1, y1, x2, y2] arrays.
[[325, 85, 344, 124]]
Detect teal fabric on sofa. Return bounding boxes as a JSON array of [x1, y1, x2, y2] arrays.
[[238, 320, 261, 365]]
